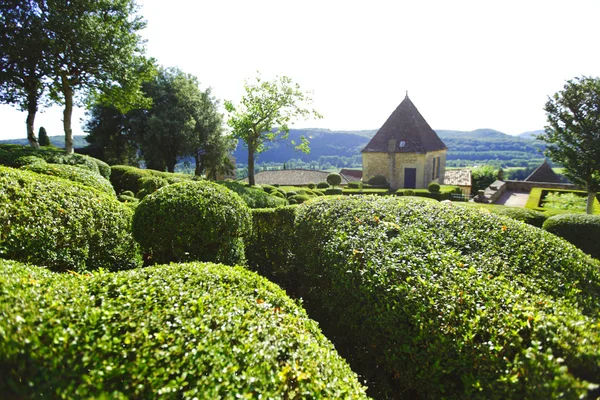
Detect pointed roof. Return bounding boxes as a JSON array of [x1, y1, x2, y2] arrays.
[[525, 159, 562, 183], [362, 95, 447, 153]]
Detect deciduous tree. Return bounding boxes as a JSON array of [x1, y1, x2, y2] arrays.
[[539, 76, 600, 214], [224, 74, 321, 185]]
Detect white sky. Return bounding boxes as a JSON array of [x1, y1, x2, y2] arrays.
[[1, 0, 599, 140]]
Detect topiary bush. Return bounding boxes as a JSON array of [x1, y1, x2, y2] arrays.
[[13, 155, 46, 167], [21, 162, 116, 196], [428, 182, 440, 193], [490, 206, 547, 228], [136, 176, 169, 199], [324, 188, 343, 195], [368, 174, 389, 187], [294, 196, 600, 399], [326, 173, 342, 188], [543, 213, 600, 259], [288, 194, 311, 204], [307, 182, 316, 189], [317, 181, 329, 189], [0, 166, 140, 272], [133, 181, 252, 266], [219, 181, 287, 208], [0, 260, 368, 399]]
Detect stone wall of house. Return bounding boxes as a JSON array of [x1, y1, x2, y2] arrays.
[[363, 149, 448, 190], [505, 180, 580, 192]]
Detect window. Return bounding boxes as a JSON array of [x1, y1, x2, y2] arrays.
[[399, 141, 406, 148], [436, 156, 441, 178], [432, 158, 436, 180]]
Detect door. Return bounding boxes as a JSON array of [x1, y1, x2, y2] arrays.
[[404, 168, 416, 189]]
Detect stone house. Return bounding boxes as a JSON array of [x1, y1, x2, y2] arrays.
[[362, 95, 447, 191]]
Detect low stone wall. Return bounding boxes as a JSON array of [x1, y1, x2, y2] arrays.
[[484, 180, 507, 203], [505, 180, 580, 192]]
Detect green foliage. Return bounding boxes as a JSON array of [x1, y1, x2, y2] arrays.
[[316, 181, 329, 188], [471, 165, 498, 192], [324, 188, 343, 195], [326, 173, 342, 188], [526, 188, 600, 216], [245, 206, 299, 293], [224, 73, 321, 185], [307, 182, 316, 189], [13, 155, 45, 167], [0, 166, 140, 272], [428, 182, 441, 193], [543, 191, 590, 212], [136, 176, 168, 199], [543, 213, 600, 259], [219, 181, 287, 208], [21, 162, 115, 196], [38, 127, 51, 146], [294, 196, 600, 398], [459, 203, 547, 228], [539, 76, 600, 213], [0, 260, 367, 399], [109, 165, 193, 195], [288, 194, 311, 204], [132, 181, 252, 265], [368, 174, 389, 186]]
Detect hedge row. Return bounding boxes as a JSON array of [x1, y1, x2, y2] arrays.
[[459, 203, 548, 228], [543, 213, 600, 259], [0, 260, 367, 398], [0, 144, 110, 179], [21, 160, 116, 196], [0, 166, 140, 272], [244, 206, 298, 293], [293, 196, 600, 398], [133, 181, 252, 266], [110, 165, 194, 195], [220, 181, 288, 208]]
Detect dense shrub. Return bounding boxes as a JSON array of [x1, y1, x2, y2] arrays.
[[136, 176, 169, 199], [0, 166, 140, 272], [316, 181, 329, 188], [288, 194, 311, 204], [326, 173, 342, 188], [428, 182, 440, 193], [110, 165, 194, 195], [0, 260, 367, 398], [543, 213, 600, 259], [260, 183, 277, 193], [285, 190, 297, 198], [119, 168, 152, 194], [307, 182, 316, 189], [347, 181, 363, 189], [245, 206, 298, 292], [324, 188, 343, 195], [368, 174, 389, 187], [482, 205, 547, 228], [133, 181, 252, 265], [219, 181, 287, 208], [294, 196, 600, 399], [117, 194, 139, 206], [13, 155, 45, 167], [21, 162, 116, 196]]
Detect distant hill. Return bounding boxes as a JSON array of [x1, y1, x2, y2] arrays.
[[0, 135, 88, 149], [517, 130, 545, 140]]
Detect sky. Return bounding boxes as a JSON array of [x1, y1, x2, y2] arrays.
[[2, 0, 600, 141]]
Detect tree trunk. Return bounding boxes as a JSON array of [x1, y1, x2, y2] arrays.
[[247, 147, 255, 186], [25, 87, 40, 149], [586, 190, 596, 214], [194, 152, 202, 176], [61, 72, 74, 154]]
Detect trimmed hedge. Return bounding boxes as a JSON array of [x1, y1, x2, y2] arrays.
[[459, 203, 548, 228], [133, 181, 252, 266], [294, 196, 600, 398], [110, 165, 194, 195], [219, 181, 287, 208], [526, 188, 600, 216], [0, 144, 110, 178], [0, 166, 140, 272], [543, 213, 600, 259], [0, 260, 367, 398], [245, 206, 298, 293], [21, 161, 116, 196]]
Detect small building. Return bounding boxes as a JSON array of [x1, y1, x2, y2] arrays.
[[444, 168, 472, 197], [241, 169, 349, 186], [525, 159, 562, 183], [361, 94, 447, 191]]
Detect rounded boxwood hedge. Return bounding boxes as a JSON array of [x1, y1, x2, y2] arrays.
[[21, 161, 116, 196], [543, 213, 600, 259], [133, 181, 252, 265], [0, 166, 140, 272], [0, 260, 367, 399], [294, 196, 600, 399], [219, 181, 287, 208]]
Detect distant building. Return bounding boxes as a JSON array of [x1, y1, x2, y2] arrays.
[[241, 169, 349, 186], [361, 94, 447, 191], [525, 159, 562, 183], [339, 168, 363, 182]]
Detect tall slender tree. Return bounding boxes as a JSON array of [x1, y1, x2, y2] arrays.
[[538, 76, 600, 214], [0, 0, 49, 148], [225, 74, 321, 185]]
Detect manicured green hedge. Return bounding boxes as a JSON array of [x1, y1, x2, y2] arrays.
[[0, 144, 110, 178], [294, 196, 600, 399], [526, 188, 600, 216], [110, 165, 195, 195], [133, 181, 252, 266], [219, 181, 287, 208], [0, 260, 367, 399], [21, 161, 116, 196], [459, 203, 548, 228], [245, 206, 298, 294], [543, 213, 600, 259], [0, 166, 140, 272]]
